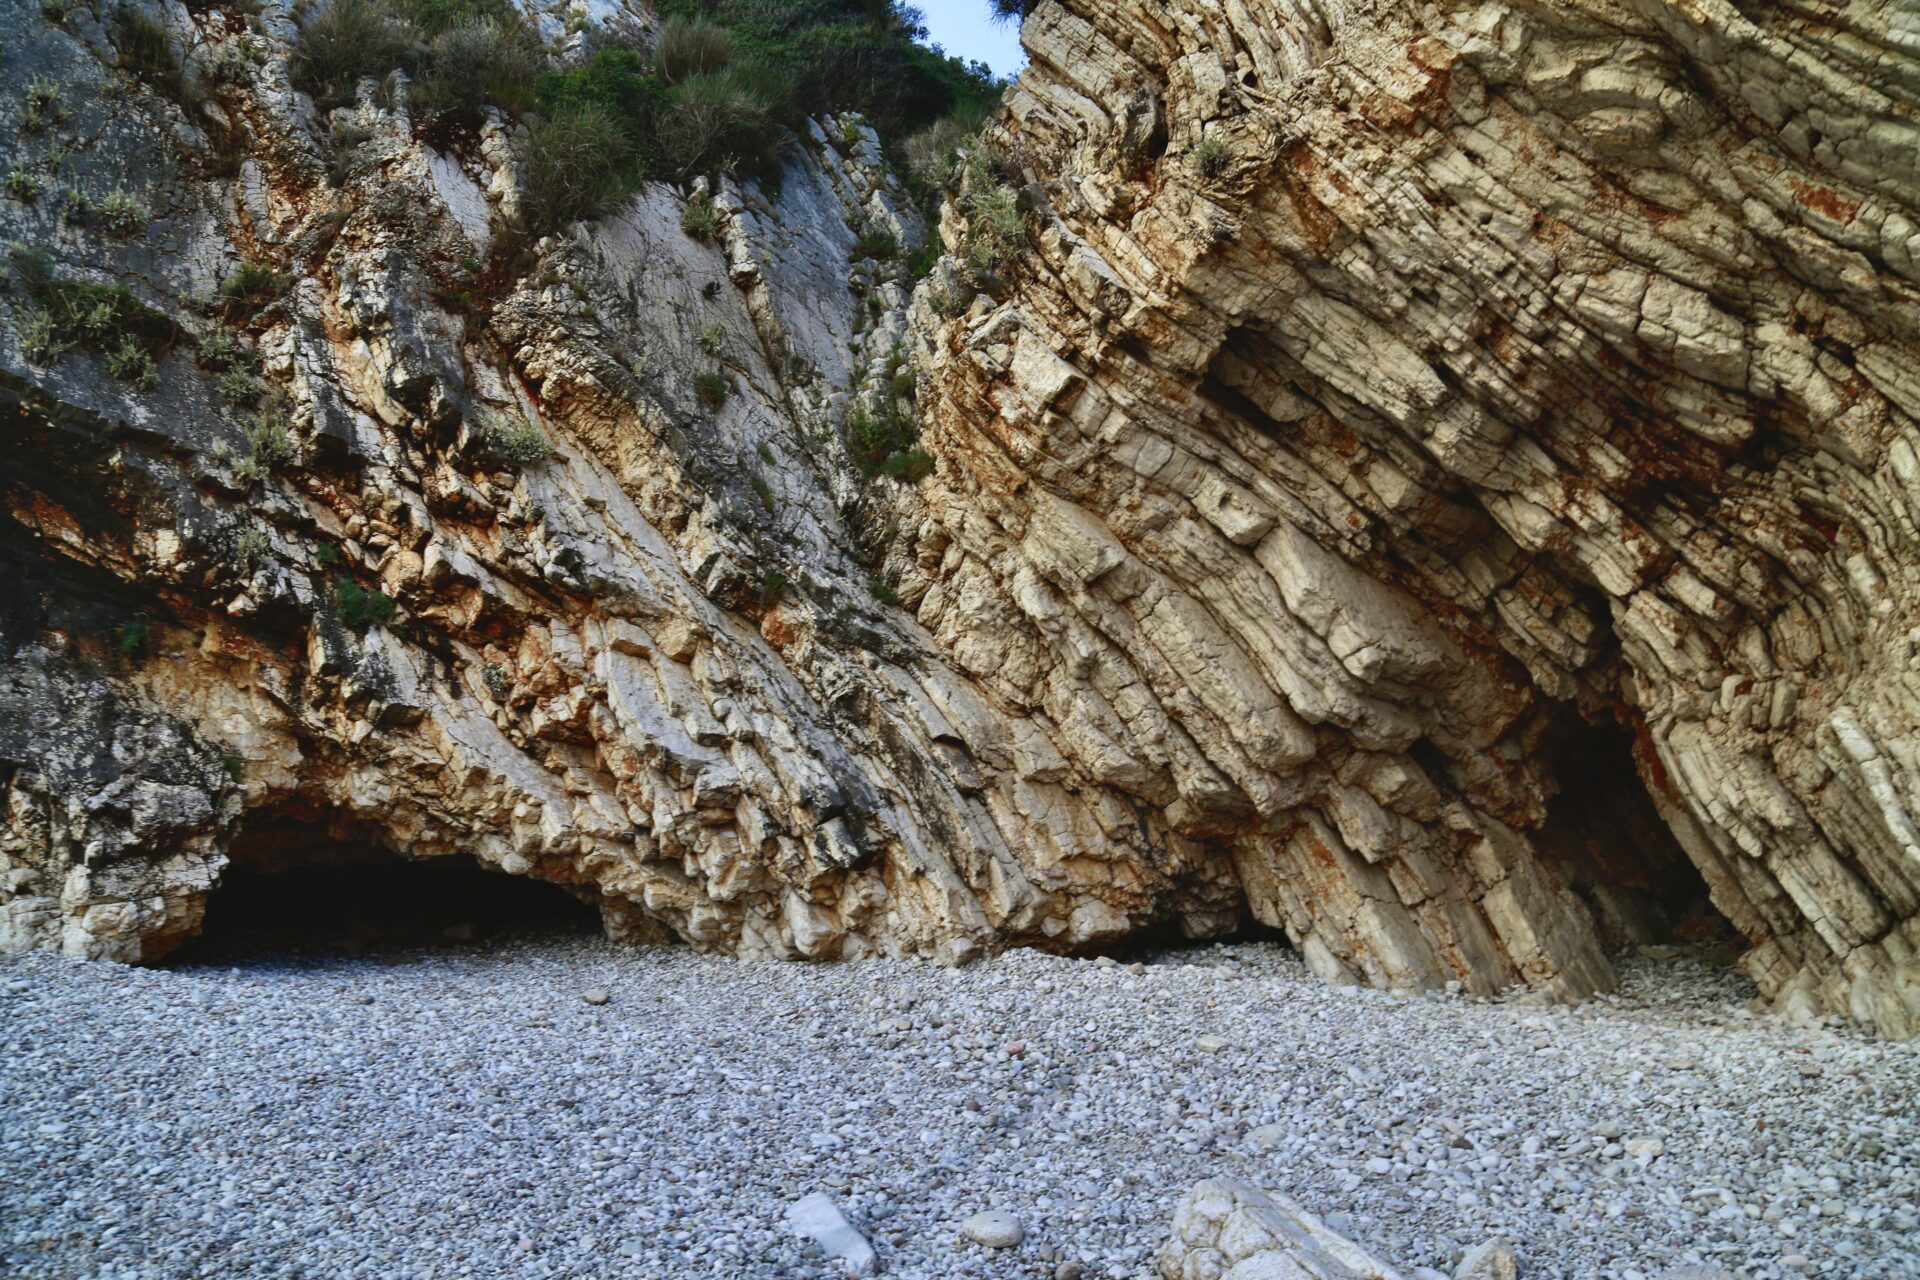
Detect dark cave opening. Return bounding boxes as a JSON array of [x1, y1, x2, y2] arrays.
[[1534, 717, 1736, 954], [168, 816, 602, 963]]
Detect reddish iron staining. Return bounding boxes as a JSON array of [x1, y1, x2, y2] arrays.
[[1630, 715, 1683, 803], [1785, 177, 1860, 224]]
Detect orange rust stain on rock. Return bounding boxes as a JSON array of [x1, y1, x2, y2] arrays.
[[1786, 176, 1859, 224], [761, 609, 800, 650], [1278, 147, 1341, 253]]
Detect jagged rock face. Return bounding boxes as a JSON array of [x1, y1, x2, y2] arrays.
[[4, 0, 1918, 1040], [896, 0, 1920, 1035], [0, 0, 1239, 972]]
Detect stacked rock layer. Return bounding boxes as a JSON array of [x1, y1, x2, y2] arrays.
[[3, 0, 1917, 1037]]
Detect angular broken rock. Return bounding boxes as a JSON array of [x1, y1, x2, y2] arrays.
[[786, 1192, 878, 1276], [1454, 1240, 1519, 1280], [1158, 1177, 1406, 1279]]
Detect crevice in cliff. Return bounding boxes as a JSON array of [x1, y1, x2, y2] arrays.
[[170, 815, 600, 961], [1534, 714, 1737, 956]]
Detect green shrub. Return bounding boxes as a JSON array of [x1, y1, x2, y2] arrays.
[[196, 324, 253, 372], [475, 409, 553, 466], [334, 576, 396, 629], [60, 186, 95, 224], [876, 447, 933, 481], [759, 569, 786, 600], [22, 80, 62, 133], [963, 181, 1024, 271], [218, 366, 261, 405], [6, 246, 177, 375], [411, 16, 542, 119], [222, 260, 288, 307], [97, 190, 147, 238], [106, 337, 158, 387], [519, 102, 634, 233], [1188, 134, 1231, 179], [653, 16, 733, 85], [681, 196, 721, 241], [847, 400, 927, 480], [693, 370, 728, 408], [750, 473, 775, 512], [291, 0, 420, 109], [233, 417, 291, 481], [115, 616, 153, 657], [16, 308, 67, 363], [113, 6, 202, 108], [869, 576, 898, 605], [698, 321, 725, 355], [849, 227, 897, 261], [232, 526, 271, 571], [656, 59, 790, 181], [756, 440, 775, 464], [901, 99, 992, 192], [4, 169, 43, 202]]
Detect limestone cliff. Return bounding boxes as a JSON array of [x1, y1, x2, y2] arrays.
[[3, 0, 1917, 1038]]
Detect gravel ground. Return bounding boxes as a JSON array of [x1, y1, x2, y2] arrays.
[[3, 935, 1916, 1280]]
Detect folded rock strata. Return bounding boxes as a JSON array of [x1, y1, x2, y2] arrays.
[[894, 0, 1920, 1036], [2, 0, 1917, 1038]]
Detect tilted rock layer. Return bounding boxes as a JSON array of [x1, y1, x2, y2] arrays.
[[2, 0, 1918, 1037]]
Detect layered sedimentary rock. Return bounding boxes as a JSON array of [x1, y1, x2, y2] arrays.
[[3, 0, 1918, 1038], [897, 0, 1920, 1034]]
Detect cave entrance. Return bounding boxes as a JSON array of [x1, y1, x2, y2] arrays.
[[169, 813, 602, 962], [1534, 716, 1736, 955]]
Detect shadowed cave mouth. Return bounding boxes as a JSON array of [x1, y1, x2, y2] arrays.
[[1532, 715, 1741, 959], [168, 814, 603, 962]]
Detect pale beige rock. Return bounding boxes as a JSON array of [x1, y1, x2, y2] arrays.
[[1157, 1177, 1407, 1280]]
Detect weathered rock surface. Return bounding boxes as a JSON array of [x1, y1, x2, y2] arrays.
[[893, 0, 1920, 1036], [2, 0, 1919, 1039], [1158, 1177, 1407, 1279]]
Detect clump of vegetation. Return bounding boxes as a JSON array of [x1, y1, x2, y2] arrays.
[[221, 752, 246, 783], [22, 80, 63, 133], [693, 370, 728, 409], [519, 102, 635, 233], [680, 195, 722, 241], [900, 99, 993, 192], [218, 366, 261, 405], [5, 246, 176, 380], [232, 526, 271, 572], [195, 324, 254, 372], [222, 260, 288, 311], [105, 338, 158, 387], [60, 186, 95, 224], [652, 16, 733, 85], [410, 16, 544, 120], [697, 321, 725, 356], [1188, 133, 1231, 179], [97, 190, 148, 238], [290, 0, 424, 110], [114, 6, 202, 108], [233, 417, 292, 482], [334, 576, 397, 629], [4, 169, 43, 202], [962, 179, 1024, 271], [759, 569, 786, 601], [475, 409, 553, 467], [115, 616, 153, 657], [869, 576, 898, 605], [849, 227, 898, 262], [750, 473, 775, 512], [847, 401, 928, 480]]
